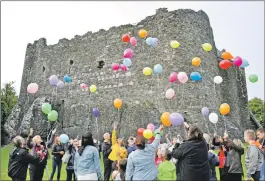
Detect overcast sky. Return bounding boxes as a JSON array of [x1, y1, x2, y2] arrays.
[[1, 1, 264, 100]]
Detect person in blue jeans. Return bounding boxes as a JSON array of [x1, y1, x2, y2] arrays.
[[256, 128, 265, 181]]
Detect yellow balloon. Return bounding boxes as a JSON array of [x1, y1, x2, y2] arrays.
[[202, 43, 212, 52], [170, 40, 180, 49], [143, 67, 152, 76], [219, 103, 230, 115], [90, 85, 97, 93], [143, 129, 153, 139]]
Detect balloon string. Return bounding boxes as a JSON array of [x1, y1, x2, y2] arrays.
[[222, 115, 227, 132], [214, 124, 217, 133], [96, 117, 100, 145], [204, 117, 210, 133], [156, 74, 161, 112]]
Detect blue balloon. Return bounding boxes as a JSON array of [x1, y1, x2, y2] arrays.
[[152, 38, 159, 47], [146, 37, 153, 46], [240, 59, 249, 68], [64, 75, 71, 83], [153, 64, 163, 74], [59, 134, 69, 144], [190, 72, 202, 81], [123, 58, 132, 67]]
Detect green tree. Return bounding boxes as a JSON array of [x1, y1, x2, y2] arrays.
[[1, 81, 18, 145], [248, 97, 265, 126]]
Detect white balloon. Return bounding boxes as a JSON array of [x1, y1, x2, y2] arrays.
[[165, 88, 175, 99], [214, 76, 223, 84], [209, 113, 218, 124]]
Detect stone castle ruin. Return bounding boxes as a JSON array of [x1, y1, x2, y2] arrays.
[[4, 8, 259, 142]]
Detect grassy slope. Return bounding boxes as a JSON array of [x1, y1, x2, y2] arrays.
[[1, 145, 247, 180]]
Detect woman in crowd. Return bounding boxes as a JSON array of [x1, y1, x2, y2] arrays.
[[74, 132, 103, 181], [125, 125, 163, 180], [66, 138, 79, 181], [27, 128, 56, 181], [50, 136, 65, 181], [172, 125, 210, 181], [114, 158, 127, 181], [157, 149, 176, 181]]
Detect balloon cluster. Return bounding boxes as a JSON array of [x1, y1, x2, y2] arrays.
[[138, 123, 164, 140], [41, 103, 58, 122]]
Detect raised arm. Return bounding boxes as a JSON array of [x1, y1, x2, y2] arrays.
[[172, 142, 185, 159], [125, 154, 135, 181], [111, 122, 117, 145], [224, 139, 244, 155], [149, 125, 163, 151]]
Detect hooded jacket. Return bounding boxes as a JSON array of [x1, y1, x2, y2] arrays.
[[157, 160, 176, 181]]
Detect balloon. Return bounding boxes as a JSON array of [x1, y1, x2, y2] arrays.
[[49, 75, 59, 86], [122, 34, 130, 42], [114, 98, 122, 109], [170, 40, 180, 49], [120, 64, 128, 72], [147, 123, 155, 132], [209, 113, 218, 124], [165, 88, 175, 99], [42, 103, 52, 115], [146, 37, 153, 46], [143, 67, 152, 76], [27, 83, 39, 94], [240, 59, 249, 68], [137, 128, 145, 136], [169, 113, 184, 126], [130, 37, 137, 46], [219, 60, 232, 70], [112, 63, 120, 71], [202, 43, 212, 52], [64, 75, 71, 83], [152, 38, 159, 47], [249, 74, 258, 83], [160, 112, 171, 127], [80, 83, 87, 89], [56, 81, 64, 88], [90, 85, 97, 93], [59, 134, 69, 144], [138, 29, 148, 39], [214, 76, 223, 84], [92, 108, 100, 118], [220, 103, 230, 115], [190, 72, 202, 81], [192, 57, 201, 67], [143, 129, 153, 139], [169, 72, 178, 83], [233, 56, 243, 67], [201, 107, 209, 117], [123, 48, 134, 58], [177, 72, 188, 84], [153, 64, 163, 74], [222, 52, 233, 60], [48, 110, 58, 122], [123, 58, 132, 67]]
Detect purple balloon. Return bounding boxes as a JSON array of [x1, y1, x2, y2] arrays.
[[56, 80, 64, 88], [152, 38, 159, 47], [201, 107, 209, 117], [49, 75, 59, 86], [169, 113, 184, 126], [93, 108, 100, 118]]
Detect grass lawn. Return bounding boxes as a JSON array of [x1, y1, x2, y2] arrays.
[[1, 144, 247, 180]]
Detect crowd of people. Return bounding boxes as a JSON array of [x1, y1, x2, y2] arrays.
[[7, 122, 265, 181]]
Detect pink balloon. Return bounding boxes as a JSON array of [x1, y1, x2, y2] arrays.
[[130, 37, 137, 46], [169, 72, 178, 83], [27, 83, 39, 94], [177, 72, 188, 84], [165, 88, 175, 99], [147, 123, 155, 132], [123, 48, 134, 58], [80, 83, 87, 89], [233, 56, 243, 67], [120, 64, 128, 72], [112, 63, 120, 71]]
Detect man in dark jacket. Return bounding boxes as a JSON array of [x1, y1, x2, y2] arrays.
[[8, 136, 41, 181], [102, 132, 112, 181]]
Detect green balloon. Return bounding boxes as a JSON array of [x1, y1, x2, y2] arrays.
[[154, 129, 164, 137], [48, 110, 58, 122], [42, 103, 52, 114], [249, 74, 258, 83]]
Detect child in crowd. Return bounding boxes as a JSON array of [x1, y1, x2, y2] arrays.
[[157, 150, 176, 181], [114, 158, 127, 181]]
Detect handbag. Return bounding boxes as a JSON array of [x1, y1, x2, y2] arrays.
[[62, 150, 71, 164]]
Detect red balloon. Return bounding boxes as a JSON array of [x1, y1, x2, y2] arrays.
[[147, 136, 155, 144], [122, 34, 130, 43], [137, 128, 145, 136], [219, 60, 232, 70]]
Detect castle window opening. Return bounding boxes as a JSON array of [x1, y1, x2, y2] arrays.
[[98, 61, 105, 69], [43, 66, 45, 72], [70, 60, 74, 65]]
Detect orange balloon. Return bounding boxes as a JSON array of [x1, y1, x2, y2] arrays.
[[222, 52, 233, 60], [160, 112, 171, 127], [114, 98, 123, 109], [192, 57, 201, 67], [138, 29, 148, 39], [219, 103, 230, 115]]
